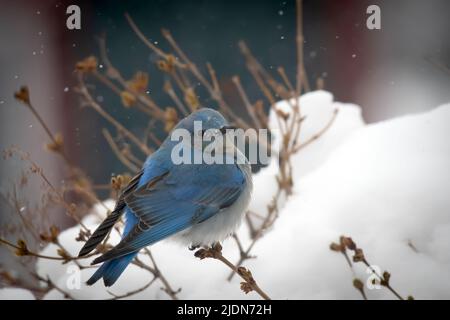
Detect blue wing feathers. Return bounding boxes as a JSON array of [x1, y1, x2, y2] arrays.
[[88, 161, 246, 282]]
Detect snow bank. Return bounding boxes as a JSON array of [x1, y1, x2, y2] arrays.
[[6, 91, 450, 300], [270, 90, 365, 179], [248, 90, 365, 218], [248, 103, 450, 299]]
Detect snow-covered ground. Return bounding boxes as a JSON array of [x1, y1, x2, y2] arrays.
[[0, 288, 35, 300], [2, 90, 449, 299]]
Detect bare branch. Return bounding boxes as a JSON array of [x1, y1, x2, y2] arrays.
[[195, 244, 270, 300], [102, 129, 140, 173], [76, 73, 153, 156]]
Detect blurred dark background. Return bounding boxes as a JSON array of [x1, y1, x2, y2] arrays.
[[0, 0, 449, 236]]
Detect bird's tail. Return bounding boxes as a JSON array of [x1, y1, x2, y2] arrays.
[[87, 252, 137, 287]]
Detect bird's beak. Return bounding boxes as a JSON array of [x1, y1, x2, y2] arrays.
[[219, 125, 237, 134]]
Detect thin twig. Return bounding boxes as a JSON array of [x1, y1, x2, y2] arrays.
[[77, 74, 153, 155], [160, 28, 249, 129], [92, 71, 158, 118], [97, 36, 165, 118], [132, 255, 180, 300], [291, 108, 338, 154], [362, 259, 404, 300], [33, 273, 76, 300], [124, 13, 186, 69], [143, 248, 180, 300], [0, 237, 94, 262], [195, 244, 270, 300], [107, 277, 157, 300], [3, 189, 40, 241], [277, 67, 295, 95], [228, 188, 282, 281], [14, 92, 71, 165], [164, 81, 189, 116], [102, 129, 140, 173], [338, 236, 410, 300], [296, 0, 308, 95], [206, 62, 220, 93], [232, 76, 262, 129]]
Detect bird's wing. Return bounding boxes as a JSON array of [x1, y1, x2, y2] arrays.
[[92, 163, 246, 264], [78, 170, 143, 257]]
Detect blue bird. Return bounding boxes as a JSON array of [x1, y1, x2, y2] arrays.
[[78, 108, 253, 286]]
